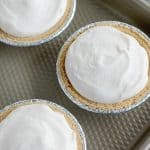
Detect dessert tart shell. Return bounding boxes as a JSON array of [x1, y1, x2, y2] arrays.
[[0, 99, 86, 150], [57, 21, 150, 113], [0, 0, 76, 46]]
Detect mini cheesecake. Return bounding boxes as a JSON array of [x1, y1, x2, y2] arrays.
[[0, 0, 76, 46], [57, 21, 150, 113], [0, 100, 86, 150]]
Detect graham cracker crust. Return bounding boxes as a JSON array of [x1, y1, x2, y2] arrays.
[[0, 0, 73, 43], [58, 22, 150, 111], [0, 101, 84, 150]]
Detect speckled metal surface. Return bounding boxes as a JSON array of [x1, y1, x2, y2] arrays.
[[0, 0, 149, 150]]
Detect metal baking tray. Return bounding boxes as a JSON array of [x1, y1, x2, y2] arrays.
[[0, 0, 149, 149]]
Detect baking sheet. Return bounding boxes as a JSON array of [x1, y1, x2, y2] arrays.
[[0, 0, 149, 149]]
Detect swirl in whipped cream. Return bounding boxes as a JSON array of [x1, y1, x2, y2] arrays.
[[65, 26, 149, 103], [0, 104, 77, 150], [0, 0, 67, 36]]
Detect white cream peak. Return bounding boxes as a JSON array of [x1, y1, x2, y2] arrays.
[[65, 26, 149, 104], [0, 0, 67, 37], [0, 104, 77, 150]]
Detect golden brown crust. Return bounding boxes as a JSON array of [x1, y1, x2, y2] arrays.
[[0, 0, 73, 43], [0, 101, 83, 150], [58, 22, 150, 111]]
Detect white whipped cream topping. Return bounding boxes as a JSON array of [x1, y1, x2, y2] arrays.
[[65, 26, 149, 104], [0, 0, 67, 37], [0, 104, 77, 150]]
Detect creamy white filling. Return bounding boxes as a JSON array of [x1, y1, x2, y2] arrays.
[[0, 0, 67, 37], [0, 104, 77, 150], [65, 26, 149, 104]]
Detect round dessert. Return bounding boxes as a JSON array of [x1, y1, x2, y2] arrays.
[[0, 100, 86, 150], [57, 21, 150, 113], [0, 0, 76, 46]]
